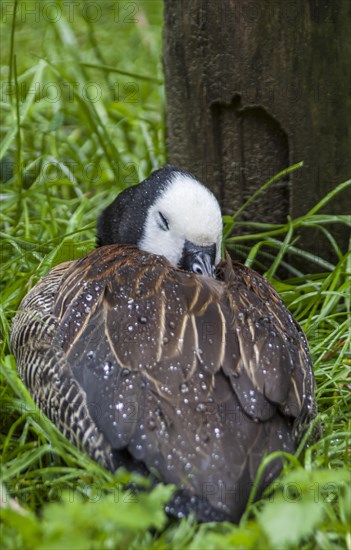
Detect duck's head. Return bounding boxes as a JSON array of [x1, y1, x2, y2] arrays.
[[97, 165, 223, 277]]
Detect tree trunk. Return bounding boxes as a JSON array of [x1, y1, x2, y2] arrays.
[[163, 0, 351, 265]]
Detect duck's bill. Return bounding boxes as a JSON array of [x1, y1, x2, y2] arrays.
[[179, 241, 216, 277]]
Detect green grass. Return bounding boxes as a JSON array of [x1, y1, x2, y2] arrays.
[[1, 2, 350, 549]]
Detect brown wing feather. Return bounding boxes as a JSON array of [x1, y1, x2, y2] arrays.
[[12, 245, 317, 521], [10, 262, 118, 471], [219, 257, 316, 429]]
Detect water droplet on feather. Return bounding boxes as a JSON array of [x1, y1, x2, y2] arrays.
[[138, 315, 148, 324]]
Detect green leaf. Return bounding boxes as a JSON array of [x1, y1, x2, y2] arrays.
[[258, 496, 325, 549]]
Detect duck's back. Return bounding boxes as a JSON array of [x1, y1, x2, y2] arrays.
[[11, 244, 317, 522]]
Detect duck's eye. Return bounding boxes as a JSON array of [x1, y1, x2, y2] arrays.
[[158, 212, 169, 231]]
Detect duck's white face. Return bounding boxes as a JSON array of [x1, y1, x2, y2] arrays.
[[138, 172, 223, 276]]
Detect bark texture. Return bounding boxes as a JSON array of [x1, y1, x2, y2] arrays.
[[163, 0, 351, 262]]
